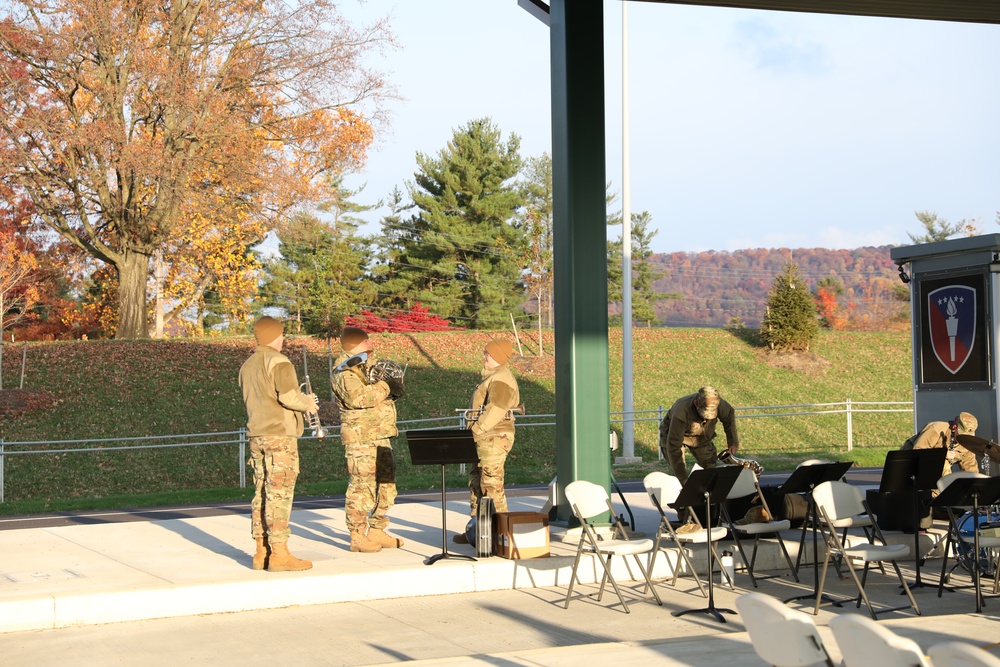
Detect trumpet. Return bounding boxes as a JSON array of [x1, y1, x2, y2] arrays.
[[719, 449, 763, 476], [455, 404, 525, 424], [300, 350, 325, 440]]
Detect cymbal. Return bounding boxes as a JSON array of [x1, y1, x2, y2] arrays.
[[955, 434, 1000, 462]]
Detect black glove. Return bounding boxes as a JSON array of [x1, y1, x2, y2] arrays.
[[384, 377, 404, 400]]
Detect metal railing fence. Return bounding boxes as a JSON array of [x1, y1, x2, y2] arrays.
[[0, 399, 912, 502]]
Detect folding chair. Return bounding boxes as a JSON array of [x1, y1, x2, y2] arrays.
[[735, 592, 835, 667], [562, 480, 663, 614], [722, 467, 799, 588], [643, 471, 732, 597], [929, 642, 1000, 667], [934, 472, 1000, 603], [829, 613, 930, 667], [812, 480, 920, 620]]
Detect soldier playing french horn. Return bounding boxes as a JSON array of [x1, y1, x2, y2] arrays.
[[333, 326, 406, 554]]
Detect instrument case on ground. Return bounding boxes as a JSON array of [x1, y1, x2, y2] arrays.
[[494, 511, 550, 559]]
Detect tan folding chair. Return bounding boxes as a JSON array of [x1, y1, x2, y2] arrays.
[[643, 471, 732, 597], [562, 480, 663, 614], [722, 467, 799, 587], [829, 613, 930, 667], [812, 480, 920, 619], [736, 592, 836, 667]]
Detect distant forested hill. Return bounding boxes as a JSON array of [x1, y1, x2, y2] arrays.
[[640, 246, 903, 328]]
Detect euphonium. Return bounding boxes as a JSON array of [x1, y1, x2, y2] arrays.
[[719, 449, 763, 475]]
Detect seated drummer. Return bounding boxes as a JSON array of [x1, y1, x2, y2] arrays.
[[900, 411, 979, 479]]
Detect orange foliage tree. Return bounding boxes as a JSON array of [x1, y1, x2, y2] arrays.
[[0, 1, 391, 338]]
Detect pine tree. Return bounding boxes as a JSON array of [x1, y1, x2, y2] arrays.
[[395, 118, 525, 329], [761, 262, 818, 351], [261, 211, 374, 337]]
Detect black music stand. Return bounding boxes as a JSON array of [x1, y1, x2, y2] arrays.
[[931, 476, 1000, 612], [879, 448, 946, 591], [669, 465, 742, 623], [404, 428, 479, 565], [783, 461, 854, 606]]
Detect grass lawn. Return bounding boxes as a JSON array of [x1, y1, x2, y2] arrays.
[[0, 327, 914, 514]]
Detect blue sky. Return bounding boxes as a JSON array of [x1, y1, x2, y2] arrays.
[[338, 1, 1000, 254]]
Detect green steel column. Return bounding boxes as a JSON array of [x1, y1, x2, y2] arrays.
[[549, 0, 610, 522]]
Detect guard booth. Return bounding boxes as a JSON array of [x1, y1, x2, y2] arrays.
[[891, 234, 1000, 476]]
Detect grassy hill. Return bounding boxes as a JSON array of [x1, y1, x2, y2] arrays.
[[0, 327, 913, 513]]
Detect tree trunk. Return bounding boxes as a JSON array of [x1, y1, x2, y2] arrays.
[[115, 250, 152, 339]]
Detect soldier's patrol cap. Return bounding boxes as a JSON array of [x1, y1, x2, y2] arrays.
[[955, 412, 978, 435], [696, 386, 721, 420]]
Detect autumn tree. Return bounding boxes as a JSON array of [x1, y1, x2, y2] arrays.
[[761, 262, 818, 351], [814, 276, 845, 330], [391, 118, 525, 329], [0, 1, 390, 338]]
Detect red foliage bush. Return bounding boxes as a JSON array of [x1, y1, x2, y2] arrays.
[[346, 303, 459, 333]]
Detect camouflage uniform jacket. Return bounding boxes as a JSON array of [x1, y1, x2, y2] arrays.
[[659, 392, 740, 453], [239, 345, 313, 437], [470, 363, 520, 442], [332, 352, 398, 446]]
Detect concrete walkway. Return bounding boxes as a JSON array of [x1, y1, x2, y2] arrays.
[[0, 488, 998, 665]]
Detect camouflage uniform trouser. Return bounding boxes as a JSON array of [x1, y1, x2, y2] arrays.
[[662, 439, 719, 487], [345, 438, 397, 532], [469, 433, 513, 516], [249, 435, 300, 544]]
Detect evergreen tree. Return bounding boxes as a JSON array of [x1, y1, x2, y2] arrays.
[[396, 118, 525, 329], [608, 209, 670, 327], [907, 211, 965, 243], [261, 211, 374, 337], [761, 262, 819, 351], [372, 186, 415, 313], [518, 153, 554, 334]]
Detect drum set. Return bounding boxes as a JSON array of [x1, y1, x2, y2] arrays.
[[947, 434, 1000, 579]]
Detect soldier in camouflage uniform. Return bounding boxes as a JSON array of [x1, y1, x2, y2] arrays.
[[454, 339, 520, 544], [239, 316, 319, 571], [333, 327, 406, 553], [901, 411, 979, 480], [659, 386, 741, 486]]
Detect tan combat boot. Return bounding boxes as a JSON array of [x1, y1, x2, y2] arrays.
[[266, 541, 312, 571], [350, 529, 383, 553], [252, 537, 268, 570], [367, 528, 404, 549]]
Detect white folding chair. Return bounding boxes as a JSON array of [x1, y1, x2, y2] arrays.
[[935, 472, 1000, 601], [828, 613, 929, 667], [735, 592, 835, 667], [643, 471, 731, 597], [723, 467, 799, 587], [812, 480, 920, 619], [929, 641, 1000, 667], [563, 480, 663, 613]]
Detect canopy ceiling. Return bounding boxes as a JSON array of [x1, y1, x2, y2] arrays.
[[634, 0, 1000, 24]]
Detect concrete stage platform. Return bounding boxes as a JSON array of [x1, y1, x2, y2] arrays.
[[0, 484, 998, 666]]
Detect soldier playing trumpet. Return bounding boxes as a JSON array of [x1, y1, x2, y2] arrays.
[[333, 326, 406, 554], [454, 338, 520, 545]]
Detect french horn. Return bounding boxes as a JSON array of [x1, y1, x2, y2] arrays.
[[719, 449, 764, 476]]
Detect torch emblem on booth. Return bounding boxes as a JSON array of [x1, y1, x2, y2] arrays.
[[928, 285, 976, 374]]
